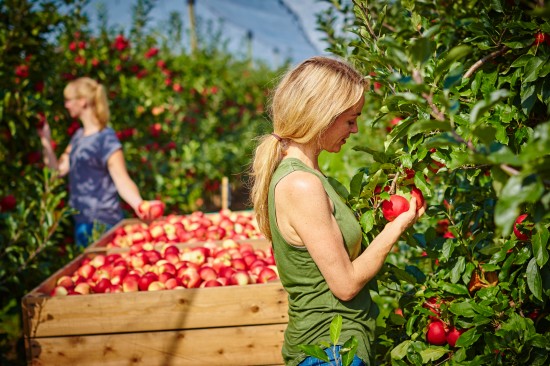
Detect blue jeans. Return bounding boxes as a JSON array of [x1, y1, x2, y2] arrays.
[[75, 222, 113, 248], [299, 345, 366, 366]]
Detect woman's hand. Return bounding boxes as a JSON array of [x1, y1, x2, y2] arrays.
[[136, 200, 165, 221], [38, 121, 52, 141], [390, 197, 426, 232]]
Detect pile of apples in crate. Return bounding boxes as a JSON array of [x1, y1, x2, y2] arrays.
[[48, 210, 279, 296], [107, 210, 263, 248]]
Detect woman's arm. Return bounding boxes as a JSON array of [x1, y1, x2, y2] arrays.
[[38, 122, 70, 177], [107, 149, 144, 213], [276, 171, 424, 301]]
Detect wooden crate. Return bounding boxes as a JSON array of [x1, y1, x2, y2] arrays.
[[22, 242, 288, 365]]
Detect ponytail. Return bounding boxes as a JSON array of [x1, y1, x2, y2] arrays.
[[94, 83, 110, 128], [250, 134, 285, 241]]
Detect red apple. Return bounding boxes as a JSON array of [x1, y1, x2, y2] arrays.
[[426, 320, 447, 345], [148, 281, 166, 291], [381, 195, 410, 221], [164, 277, 181, 289], [410, 186, 425, 210], [201, 279, 223, 287], [93, 278, 112, 294], [138, 273, 158, 291], [231, 258, 248, 271], [122, 274, 140, 292], [257, 267, 278, 283], [198, 266, 217, 281], [89, 254, 106, 268], [56, 275, 74, 289], [179, 267, 201, 288], [73, 282, 91, 295], [446, 327, 463, 347], [229, 270, 252, 286], [77, 263, 96, 279], [513, 214, 531, 241]]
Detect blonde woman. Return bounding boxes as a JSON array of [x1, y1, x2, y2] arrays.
[[39, 77, 162, 247], [250, 57, 425, 365]]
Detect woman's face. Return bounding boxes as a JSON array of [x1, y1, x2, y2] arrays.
[[319, 95, 365, 153], [64, 94, 86, 119]]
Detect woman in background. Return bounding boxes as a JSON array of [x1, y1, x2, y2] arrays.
[[39, 77, 163, 247], [250, 56, 425, 365]]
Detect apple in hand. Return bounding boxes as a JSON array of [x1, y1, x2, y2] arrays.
[[138, 200, 165, 220], [381, 195, 410, 221]]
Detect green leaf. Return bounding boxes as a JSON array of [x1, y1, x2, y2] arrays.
[[327, 177, 350, 201], [449, 301, 476, 317], [349, 171, 364, 198], [360, 210, 375, 234], [330, 314, 342, 345], [469, 89, 509, 124], [341, 336, 359, 366], [435, 45, 472, 82], [299, 345, 330, 362], [455, 327, 481, 347], [523, 56, 546, 83], [410, 37, 435, 66], [420, 347, 449, 363], [352, 146, 389, 163], [407, 119, 453, 138], [451, 257, 466, 284], [532, 226, 549, 267], [520, 83, 536, 115], [527, 258, 543, 301], [441, 283, 469, 295], [391, 340, 412, 360]]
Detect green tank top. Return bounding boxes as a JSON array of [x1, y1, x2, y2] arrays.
[[268, 158, 378, 366]]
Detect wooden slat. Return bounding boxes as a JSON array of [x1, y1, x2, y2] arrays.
[[23, 282, 288, 338], [28, 323, 286, 366]]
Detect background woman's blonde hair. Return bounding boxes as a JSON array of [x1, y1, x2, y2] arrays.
[[64, 77, 110, 128], [250, 56, 366, 240]]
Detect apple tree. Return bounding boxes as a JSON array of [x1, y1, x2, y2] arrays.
[[318, 0, 550, 364]]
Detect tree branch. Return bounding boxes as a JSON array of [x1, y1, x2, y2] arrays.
[[464, 46, 509, 79]]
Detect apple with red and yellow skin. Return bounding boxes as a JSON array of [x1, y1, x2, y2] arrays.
[[148, 281, 166, 291], [93, 278, 112, 294], [77, 263, 96, 279], [257, 267, 278, 283], [179, 267, 201, 288], [218, 266, 237, 280], [138, 273, 158, 291], [230, 270, 252, 286], [164, 277, 181, 290], [74, 282, 91, 295], [138, 200, 165, 220], [198, 266, 218, 281], [50, 285, 69, 297], [122, 274, 140, 292], [201, 279, 224, 287], [231, 258, 248, 271], [56, 275, 74, 289]]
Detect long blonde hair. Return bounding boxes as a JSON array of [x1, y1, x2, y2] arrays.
[[250, 56, 366, 240], [64, 77, 110, 128]]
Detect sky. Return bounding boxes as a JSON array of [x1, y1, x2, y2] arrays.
[[82, 0, 337, 68]]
